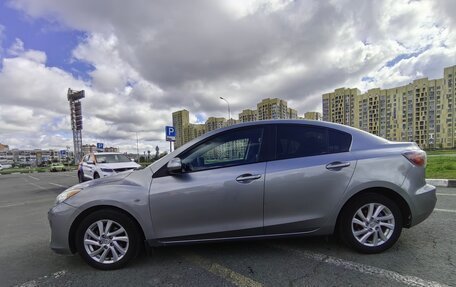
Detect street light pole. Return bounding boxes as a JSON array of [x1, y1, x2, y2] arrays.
[[219, 96, 231, 121], [136, 132, 139, 162]]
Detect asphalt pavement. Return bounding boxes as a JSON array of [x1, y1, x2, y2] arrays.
[[0, 172, 455, 287]]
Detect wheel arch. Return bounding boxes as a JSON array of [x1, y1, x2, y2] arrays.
[[68, 205, 146, 253], [336, 187, 412, 232]]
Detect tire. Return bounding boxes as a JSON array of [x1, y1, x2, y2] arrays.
[[75, 209, 141, 270], [339, 193, 402, 253], [93, 173, 100, 180]]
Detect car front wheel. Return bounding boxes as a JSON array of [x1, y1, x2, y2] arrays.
[[339, 193, 402, 253], [75, 209, 141, 270]]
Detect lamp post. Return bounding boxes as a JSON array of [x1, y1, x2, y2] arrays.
[[219, 96, 231, 121], [136, 132, 139, 162]]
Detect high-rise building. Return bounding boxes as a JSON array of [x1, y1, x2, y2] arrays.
[[205, 117, 226, 132], [172, 110, 190, 148], [172, 98, 302, 146], [287, 107, 298, 119], [257, 98, 289, 120], [304, 112, 322, 121], [239, 109, 257, 122], [322, 65, 456, 149]]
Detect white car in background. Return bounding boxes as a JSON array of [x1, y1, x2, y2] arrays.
[[77, 152, 141, 182], [0, 163, 12, 170]]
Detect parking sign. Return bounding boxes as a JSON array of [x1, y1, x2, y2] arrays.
[[165, 126, 176, 142], [96, 143, 104, 151]]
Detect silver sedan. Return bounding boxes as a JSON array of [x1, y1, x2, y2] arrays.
[[48, 120, 436, 270]]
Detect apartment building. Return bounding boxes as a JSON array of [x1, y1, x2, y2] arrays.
[[172, 98, 303, 147], [239, 109, 257, 122], [172, 110, 190, 148], [322, 65, 456, 149], [304, 112, 322, 121]]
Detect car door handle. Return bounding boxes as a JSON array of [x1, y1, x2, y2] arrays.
[[236, 174, 262, 182], [326, 161, 351, 170]]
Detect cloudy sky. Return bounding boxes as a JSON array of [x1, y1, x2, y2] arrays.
[[0, 0, 455, 153]]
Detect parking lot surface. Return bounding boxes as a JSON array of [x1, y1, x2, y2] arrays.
[[0, 172, 454, 287]]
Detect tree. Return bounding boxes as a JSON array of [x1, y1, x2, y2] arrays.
[[155, 146, 159, 159]]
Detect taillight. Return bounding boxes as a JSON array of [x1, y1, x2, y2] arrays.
[[402, 150, 427, 167]]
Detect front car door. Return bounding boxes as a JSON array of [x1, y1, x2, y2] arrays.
[[264, 124, 356, 234], [149, 126, 267, 240], [82, 154, 95, 179]]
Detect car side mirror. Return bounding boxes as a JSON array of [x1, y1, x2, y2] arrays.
[[167, 157, 183, 174], [87, 160, 94, 165]]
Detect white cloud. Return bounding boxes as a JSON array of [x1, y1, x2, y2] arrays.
[[1, 0, 456, 152]]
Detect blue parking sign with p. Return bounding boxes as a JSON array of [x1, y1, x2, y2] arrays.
[[166, 126, 176, 142], [97, 143, 104, 150]]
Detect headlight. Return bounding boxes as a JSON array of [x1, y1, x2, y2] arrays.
[[55, 188, 82, 205], [100, 168, 114, 172]]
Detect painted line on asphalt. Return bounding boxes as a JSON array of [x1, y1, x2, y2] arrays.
[[181, 252, 262, 287], [270, 245, 450, 287], [27, 175, 40, 181], [436, 193, 456, 196], [0, 198, 54, 208], [434, 208, 456, 213], [14, 270, 67, 287], [27, 182, 47, 190], [49, 182, 67, 188]]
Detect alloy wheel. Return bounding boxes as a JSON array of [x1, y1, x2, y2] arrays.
[[83, 219, 129, 264], [351, 203, 395, 247]]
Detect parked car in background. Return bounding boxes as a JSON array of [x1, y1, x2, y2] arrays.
[[50, 163, 66, 172], [0, 163, 12, 170], [77, 152, 141, 182], [49, 120, 436, 270]]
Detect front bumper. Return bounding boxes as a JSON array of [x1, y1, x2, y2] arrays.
[[410, 184, 437, 227], [48, 202, 77, 254]]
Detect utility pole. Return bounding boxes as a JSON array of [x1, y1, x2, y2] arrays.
[[136, 132, 139, 162], [220, 97, 231, 122]]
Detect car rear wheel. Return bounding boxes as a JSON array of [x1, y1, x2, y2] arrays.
[[93, 173, 100, 179], [339, 193, 402, 253], [75, 209, 141, 270]]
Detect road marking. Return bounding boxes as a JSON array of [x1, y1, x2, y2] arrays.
[[49, 182, 67, 188], [181, 252, 262, 287], [270, 245, 450, 287], [27, 182, 47, 190], [0, 198, 53, 208], [436, 193, 456, 196], [434, 208, 456, 213], [27, 175, 40, 181], [14, 270, 67, 287]]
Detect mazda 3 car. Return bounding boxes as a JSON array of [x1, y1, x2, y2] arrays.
[[49, 120, 436, 270]]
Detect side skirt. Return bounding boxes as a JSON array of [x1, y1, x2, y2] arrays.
[[147, 229, 320, 247]]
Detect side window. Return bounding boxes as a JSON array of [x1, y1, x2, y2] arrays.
[[276, 125, 351, 160], [180, 127, 264, 172], [83, 155, 89, 162], [327, 129, 351, 153]]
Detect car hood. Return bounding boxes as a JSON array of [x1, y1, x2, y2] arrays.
[[97, 162, 140, 169], [76, 171, 133, 189]]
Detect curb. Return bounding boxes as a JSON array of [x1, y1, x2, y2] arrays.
[[426, 179, 456, 187]]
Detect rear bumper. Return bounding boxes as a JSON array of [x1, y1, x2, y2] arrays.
[[410, 184, 437, 227], [48, 202, 77, 254]]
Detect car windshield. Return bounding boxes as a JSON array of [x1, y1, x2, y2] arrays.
[[95, 154, 131, 163]]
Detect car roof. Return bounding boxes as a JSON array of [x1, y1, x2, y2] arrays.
[[175, 119, 390, 153]]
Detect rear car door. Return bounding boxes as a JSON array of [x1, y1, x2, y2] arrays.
[[264, 124, 356, 234], [149, 126, 267, 240]]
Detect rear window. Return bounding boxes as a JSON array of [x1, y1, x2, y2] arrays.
[[276, 125, 351, 160]]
